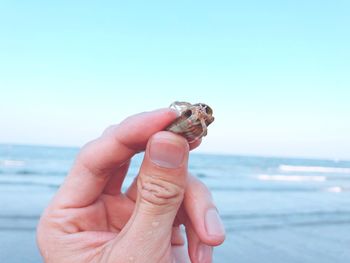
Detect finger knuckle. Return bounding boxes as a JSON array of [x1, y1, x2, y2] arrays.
[[102, 124, 118, 136], [138, 174, 184, 207], [188, 174, 213, 200]]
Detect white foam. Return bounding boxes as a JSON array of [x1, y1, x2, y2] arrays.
[[279, 165, 350, 174], [326, 186, 343, 193], [257, 174, 326, 182], [0, 160, 25, 167]]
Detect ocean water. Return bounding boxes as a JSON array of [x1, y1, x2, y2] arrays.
[[1, 144, 350, 263]]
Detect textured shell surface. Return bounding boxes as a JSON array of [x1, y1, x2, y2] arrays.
[[166, 101, 214, 143]]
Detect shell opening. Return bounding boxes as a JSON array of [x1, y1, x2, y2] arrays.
[[183, 109, 192, 118]]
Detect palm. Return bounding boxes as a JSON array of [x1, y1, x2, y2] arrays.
[[76, 191, 187, 235], [44, 192, 188, 263]]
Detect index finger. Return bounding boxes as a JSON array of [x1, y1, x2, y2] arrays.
[[52, 108, 178, 209]]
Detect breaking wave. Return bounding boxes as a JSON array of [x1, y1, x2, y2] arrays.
[[279, 165, 350, 174]]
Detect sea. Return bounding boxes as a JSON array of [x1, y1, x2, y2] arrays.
[[1, 144, 350, 263]]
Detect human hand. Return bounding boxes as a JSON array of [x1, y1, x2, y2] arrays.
[[37, 109, 225, 263]]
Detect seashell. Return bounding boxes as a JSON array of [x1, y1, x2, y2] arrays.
[[166, 101, 214, 143]]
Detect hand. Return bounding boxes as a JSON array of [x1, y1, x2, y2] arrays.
[[37, 109, 225, 263]]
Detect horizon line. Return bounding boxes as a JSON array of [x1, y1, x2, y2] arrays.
[[1, 142, 349, 162]]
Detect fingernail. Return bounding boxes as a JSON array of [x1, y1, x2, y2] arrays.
[[197, 243, 212, 263], [205, 208, 226, 237], [149, 136, 186, 168], [171, 226, 185, 245], [169, 108, 181, 117]]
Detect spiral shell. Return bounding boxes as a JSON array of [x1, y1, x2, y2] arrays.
[[166, 101, 214, 143]]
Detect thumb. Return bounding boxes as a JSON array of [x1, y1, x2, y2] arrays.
[[134, 131, 188, 229], [111, 131, 189, 261], [137, 131, 189, 215]]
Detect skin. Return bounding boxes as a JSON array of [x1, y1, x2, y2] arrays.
[[37, 108, 225, 263]]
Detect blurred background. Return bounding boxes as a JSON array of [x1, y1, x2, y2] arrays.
[[0, 1, 350, 262]]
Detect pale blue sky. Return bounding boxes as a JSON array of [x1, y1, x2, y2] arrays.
[[1, 0, 349, 159]]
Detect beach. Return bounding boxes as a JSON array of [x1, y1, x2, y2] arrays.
[[1, 144, 350, 263]]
